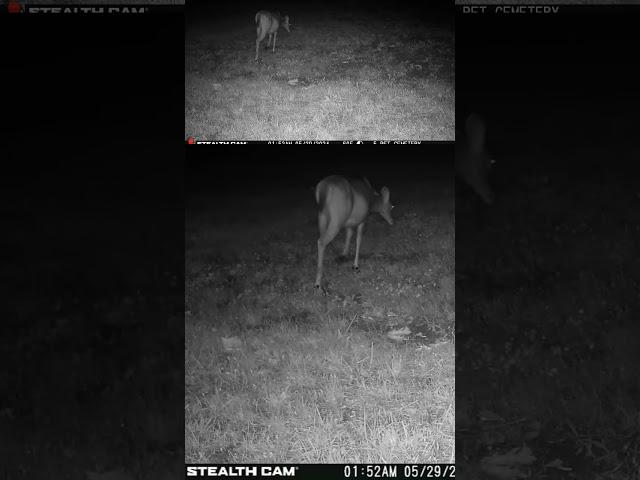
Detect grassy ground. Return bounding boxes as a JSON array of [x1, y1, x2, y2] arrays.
[[185, 175, 454, 462], [185, 6, 454, 141], [456, 104, 640, 478]]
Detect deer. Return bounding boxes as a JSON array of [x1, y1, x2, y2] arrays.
[[314, 176, 394, 289], [255, 10, 291, 61], [455, 113, 495, 205]]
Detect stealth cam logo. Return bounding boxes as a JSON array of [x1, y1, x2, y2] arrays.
[[6, 0, 24, 13]]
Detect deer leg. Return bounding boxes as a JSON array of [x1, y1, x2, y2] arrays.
[[316, 214, 340, 288], [315, 239, 326, 288], [255, 26, 263, 61], [353, 223, 364, 270], [342, 227, 353, 257]]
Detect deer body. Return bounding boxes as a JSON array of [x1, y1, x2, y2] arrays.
[[455, 113, 495, 205], [255, 10, 290, 61], [314, 176, 393, 288]]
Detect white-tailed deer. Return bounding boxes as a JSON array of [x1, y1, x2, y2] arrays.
[[255, 10, 290, 61], [455, 113, 495, 205], [314, 176, 394, 288]]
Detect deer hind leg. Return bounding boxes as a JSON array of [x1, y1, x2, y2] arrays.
[[353, 223, 364, 270], [272, 31, 278, 53], [255, 27, 263, 61], [315, 239, 326, 288], [316, 214, 340, 288], [342, 227, 353, 258]]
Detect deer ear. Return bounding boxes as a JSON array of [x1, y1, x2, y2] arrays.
[[381, 186, 390, 202]]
